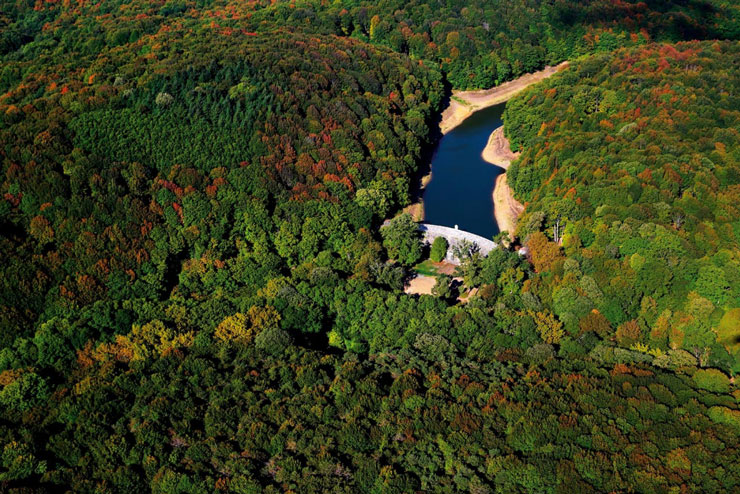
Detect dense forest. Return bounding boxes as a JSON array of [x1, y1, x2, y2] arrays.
[[504, 41, 740, 372], [2, 0, 739, 90], [1, 0, 740, 492]]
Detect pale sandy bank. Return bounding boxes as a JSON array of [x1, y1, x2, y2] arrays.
[[492, 174, 524, 237], [439, 61, 569, 134], [482, 128, 524, 237], [482, 127, 519, 168], [425, 62, 568, 231]]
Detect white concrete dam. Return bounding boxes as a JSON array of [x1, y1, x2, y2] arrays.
[[419, 223, 497, 264]]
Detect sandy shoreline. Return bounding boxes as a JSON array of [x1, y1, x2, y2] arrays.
[[481, 127, 524, 236], [439, 61, 569, 135], [492, 173, 524, 237], [414, 61, 568, 227], [482, 127, 519, 167], [472, 64, 568, 236]]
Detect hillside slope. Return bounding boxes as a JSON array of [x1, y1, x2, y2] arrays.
[[505, 41, 740, 369]]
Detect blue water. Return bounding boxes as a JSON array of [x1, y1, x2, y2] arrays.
[[423, 102, 506, 240]]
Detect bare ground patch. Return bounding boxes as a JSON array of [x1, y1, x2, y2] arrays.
[[404, 275, 436, 296]]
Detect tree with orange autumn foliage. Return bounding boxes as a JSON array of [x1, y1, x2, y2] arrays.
[[527, 232, 564, 273]]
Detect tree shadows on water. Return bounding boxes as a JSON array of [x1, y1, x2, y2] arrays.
[[422, 103, 506, 240]]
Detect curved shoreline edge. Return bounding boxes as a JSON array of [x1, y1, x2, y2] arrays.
[[482, 126, 519, 166], [481, 128, 524, 237], [492, 173, 524, 238], [439, 61, 570, 135], [473, 63, 569, 236], [412, 61, 569, 225]]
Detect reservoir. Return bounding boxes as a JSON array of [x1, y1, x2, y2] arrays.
[[423, 102, 506, 240]]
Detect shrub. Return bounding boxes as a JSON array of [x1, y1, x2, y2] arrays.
[[155, 91, 174, 107], [430, 236, 448, 262]]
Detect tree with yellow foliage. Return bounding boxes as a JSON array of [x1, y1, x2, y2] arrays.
[[528, 310, 564, 344], [214, 306, 281, 344]]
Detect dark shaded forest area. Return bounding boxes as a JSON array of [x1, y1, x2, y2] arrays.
[[1, 1, 740, 492]]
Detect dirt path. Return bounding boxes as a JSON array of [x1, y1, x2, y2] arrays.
[[402, 202, 424, 222], [439, 61, 569, 134], [458, 286, 478, 304]]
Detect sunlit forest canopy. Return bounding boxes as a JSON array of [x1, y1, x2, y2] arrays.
[[504, 41, 740, 364], [1, 0, 740, 492]]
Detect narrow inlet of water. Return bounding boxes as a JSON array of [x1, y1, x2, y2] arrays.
[[423, 103, 506, 239]]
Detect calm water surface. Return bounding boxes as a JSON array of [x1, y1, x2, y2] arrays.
[[423, 103, 506, 239]]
